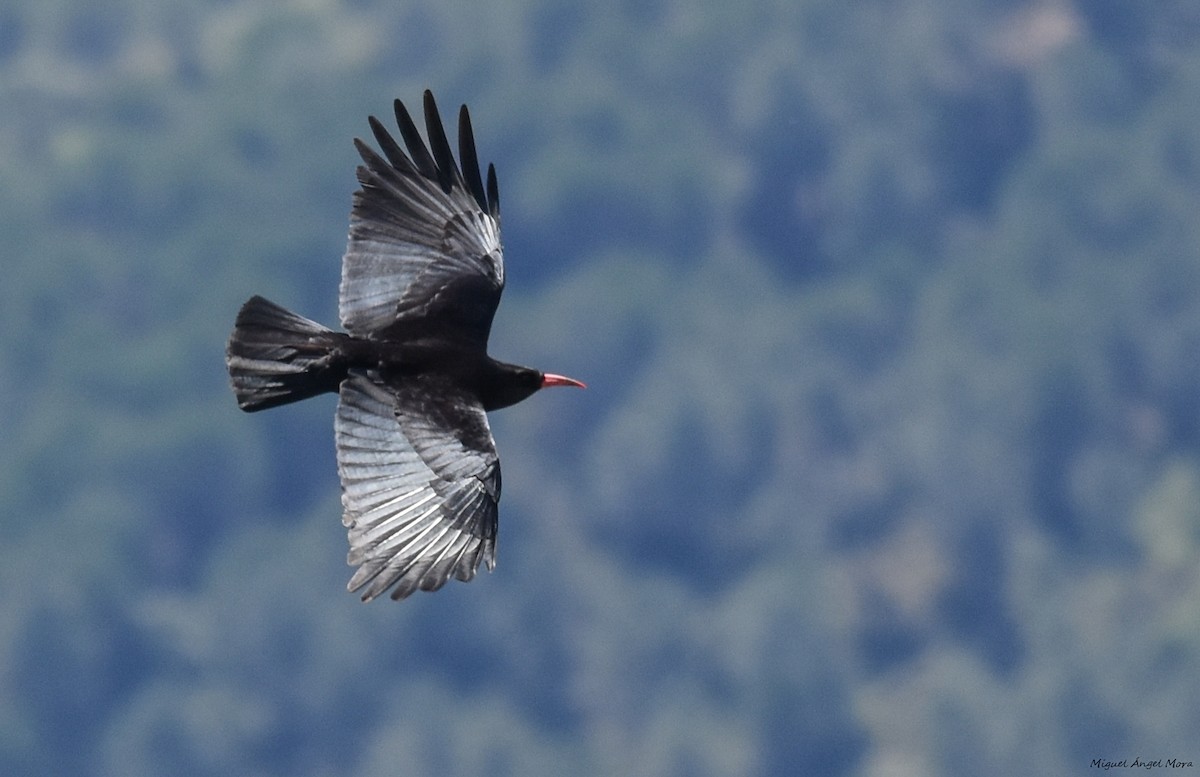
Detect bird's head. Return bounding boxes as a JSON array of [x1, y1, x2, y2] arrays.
[[483, 363, 586, 411]]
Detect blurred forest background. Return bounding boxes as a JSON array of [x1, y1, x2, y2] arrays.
[[3, 0, 1200, 775]]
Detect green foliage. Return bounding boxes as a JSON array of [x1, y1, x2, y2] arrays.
[[2, 1, 1200, 775]]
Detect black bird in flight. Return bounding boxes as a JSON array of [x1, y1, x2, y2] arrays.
[[226, 91, 585, 602]]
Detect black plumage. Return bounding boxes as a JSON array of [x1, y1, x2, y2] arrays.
[[226, 91, 584, 601]]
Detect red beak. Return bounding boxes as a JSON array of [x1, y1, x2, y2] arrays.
[[541, 373, 587, 389]]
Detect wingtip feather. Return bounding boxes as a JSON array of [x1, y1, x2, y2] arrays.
[[422, 90, 462, 194]]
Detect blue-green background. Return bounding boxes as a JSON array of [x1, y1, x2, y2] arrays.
[[3, 1, 1200, 775]]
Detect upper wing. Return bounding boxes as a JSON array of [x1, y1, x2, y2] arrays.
[[335, 370, 500, 601], [339, 90, 504, 346]]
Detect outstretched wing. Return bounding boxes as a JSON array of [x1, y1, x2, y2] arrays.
[[335, 370, 500, 601], [339, 90, 504, 348]]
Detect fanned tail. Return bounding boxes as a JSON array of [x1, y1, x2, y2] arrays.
[[225, 295, 346, 412]]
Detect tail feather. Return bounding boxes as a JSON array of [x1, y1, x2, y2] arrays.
[[226, 295, 346, 412]]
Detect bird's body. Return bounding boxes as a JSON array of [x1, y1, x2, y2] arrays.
[[225, 91, 584, 601]]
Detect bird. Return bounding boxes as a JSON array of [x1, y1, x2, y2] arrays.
[[225, 90, 585, 602]]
